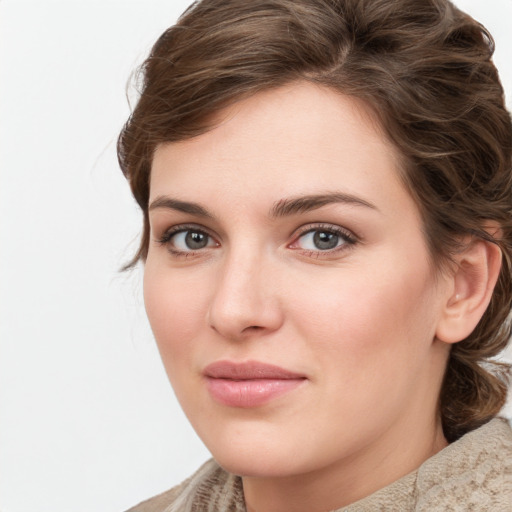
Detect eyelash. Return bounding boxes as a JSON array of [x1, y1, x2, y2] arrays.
[[156, 223, 358, 259], [289, 223, 357, 258], [157, 224, 218, 258]]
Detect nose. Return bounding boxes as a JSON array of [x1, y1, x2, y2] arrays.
[[207, 249, 284, 341]]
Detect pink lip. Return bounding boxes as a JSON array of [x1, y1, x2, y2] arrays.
[[203, 361, 306, 408]]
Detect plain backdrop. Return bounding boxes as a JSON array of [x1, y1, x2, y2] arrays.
[[0, 1, 511, 511]]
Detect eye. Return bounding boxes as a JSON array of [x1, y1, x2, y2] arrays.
[[172, 230, 213, 250], [289, 224, 356, 254], [299, 230, 342, 250], [158, 226, 218, 255]]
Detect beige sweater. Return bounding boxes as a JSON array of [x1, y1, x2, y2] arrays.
[[126, 418, 512, 511]]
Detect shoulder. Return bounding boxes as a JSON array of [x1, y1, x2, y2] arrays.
[[124, 458, 245, 512], [124, 483, 184, 512], [343, 418, 512, 511], [415, 417, 512, 510]]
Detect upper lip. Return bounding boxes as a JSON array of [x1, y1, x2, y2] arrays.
[[203, 360, 306, 380]]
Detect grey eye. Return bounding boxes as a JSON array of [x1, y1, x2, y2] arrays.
[[297, 230, 344, 251], [172, 230, 214, 251], [185, 231, 209, 249], [313, 231, 339, 250]]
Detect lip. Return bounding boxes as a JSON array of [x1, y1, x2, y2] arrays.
[[203, 360, 307, 408]]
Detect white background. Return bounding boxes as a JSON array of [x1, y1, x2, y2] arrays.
[[1, 1, 511, 511]]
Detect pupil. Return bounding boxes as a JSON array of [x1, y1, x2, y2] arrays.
[[185, 231, 208, 249], [313, 231, 339, 250]]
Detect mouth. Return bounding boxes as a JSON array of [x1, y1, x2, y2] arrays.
[[203, 360, 307, 408]]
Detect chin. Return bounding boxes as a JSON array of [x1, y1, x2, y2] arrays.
[[199, 424, 326, 479], [208, 435, 279, 475], [213, 450, 302, 479]]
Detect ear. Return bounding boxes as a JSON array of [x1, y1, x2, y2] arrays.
[[435, 234, 502, 344]]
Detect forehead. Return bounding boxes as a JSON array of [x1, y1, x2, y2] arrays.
[[150, 81, 409, 215]]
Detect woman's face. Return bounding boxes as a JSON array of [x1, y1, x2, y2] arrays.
[[144, 82, 452, 483]]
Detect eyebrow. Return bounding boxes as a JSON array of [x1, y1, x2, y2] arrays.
[[270, 192, 378, 218], [148, 191, 377, 219], [148, 196, 214, 218]]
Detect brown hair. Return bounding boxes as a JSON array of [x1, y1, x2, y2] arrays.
[[118, 0, 512, 442]]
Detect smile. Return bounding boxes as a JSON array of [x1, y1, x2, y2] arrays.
[[203, 360, 307, 408]]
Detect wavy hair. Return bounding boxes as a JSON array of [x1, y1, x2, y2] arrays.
[[118, 0, 512, 441]]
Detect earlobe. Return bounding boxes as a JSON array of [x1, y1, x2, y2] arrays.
[[435, 237, 502, 344]]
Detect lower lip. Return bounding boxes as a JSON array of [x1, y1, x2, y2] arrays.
[[206, 378, 305, 408]]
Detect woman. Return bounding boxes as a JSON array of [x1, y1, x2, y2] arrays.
[[119, 0, 512, 510]]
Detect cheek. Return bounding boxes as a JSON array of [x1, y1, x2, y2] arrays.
[[290, 257, 439, 379], [143, 261, 208, 368], [283, 264, 441, 453]]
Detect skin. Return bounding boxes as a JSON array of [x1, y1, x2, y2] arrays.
[[143, 82, 471, 512]]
